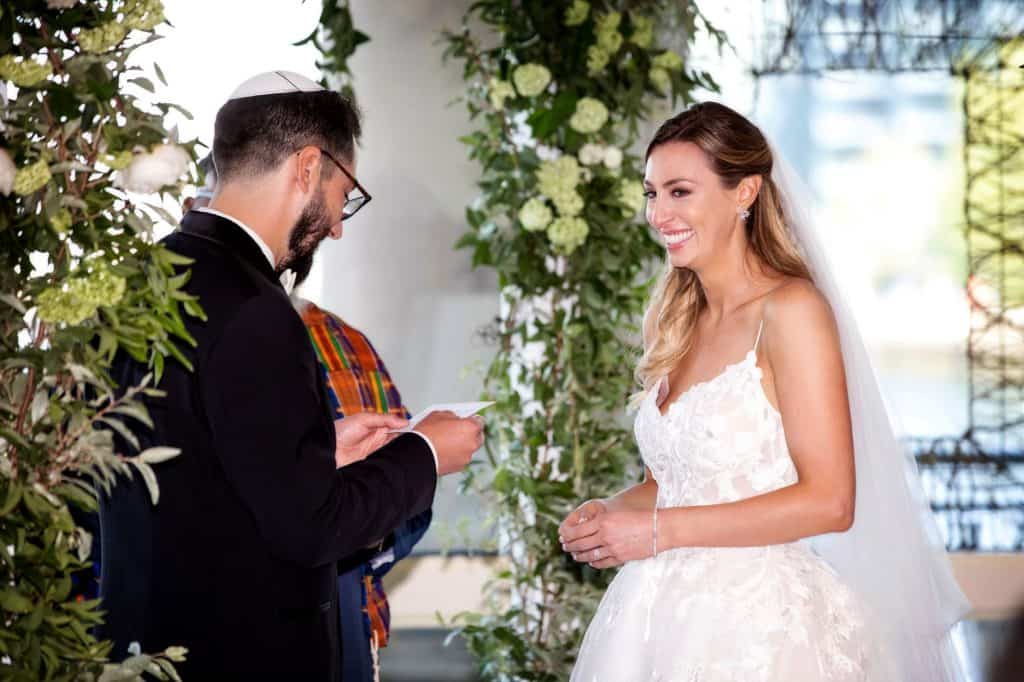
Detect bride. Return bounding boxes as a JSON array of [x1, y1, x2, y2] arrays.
[[560, 102, 968, 681]]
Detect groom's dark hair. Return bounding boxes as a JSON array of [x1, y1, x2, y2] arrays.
[[212, 90, 362, 184], [290, 250, 315, 289]]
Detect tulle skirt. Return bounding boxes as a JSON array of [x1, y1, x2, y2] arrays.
[[570, 543, 884, 682]]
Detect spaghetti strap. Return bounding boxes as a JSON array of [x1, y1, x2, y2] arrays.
[[753, 318, 765, 352]]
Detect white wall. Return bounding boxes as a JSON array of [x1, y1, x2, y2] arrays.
[[303, 1, 497, 550], [309, 0, 494, 410]]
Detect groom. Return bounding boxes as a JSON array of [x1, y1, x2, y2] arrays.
[[100, 72, 483, 681]]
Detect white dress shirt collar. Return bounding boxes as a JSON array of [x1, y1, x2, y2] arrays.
[[194, 207, 275, 269]]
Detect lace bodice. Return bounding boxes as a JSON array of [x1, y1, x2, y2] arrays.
[[635, 347, 797, 510]]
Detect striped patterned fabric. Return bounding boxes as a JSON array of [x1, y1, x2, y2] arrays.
[[299, 300, 408, 653], [302, 303, 407, 421]]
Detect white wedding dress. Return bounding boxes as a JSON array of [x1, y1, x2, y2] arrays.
[[570, 325, 882, 681]]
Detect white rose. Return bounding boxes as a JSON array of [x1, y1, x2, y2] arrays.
[[0, 148, 15, 196], [603, 146, 623, 170], [578, 143, 605, 166], [519, 340, 547, 368], [114, 144, 188, 194]]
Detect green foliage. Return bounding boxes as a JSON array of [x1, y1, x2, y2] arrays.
[[441, 1, 718, 679], [0, 1, 199, 678], [297, 0, 370, 103]]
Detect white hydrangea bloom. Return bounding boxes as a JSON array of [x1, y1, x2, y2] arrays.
[[586, 45, 610, 75], [569, 97, 609, 134], [652, 50, 684, 71], [649, 67, 671, 94], [603, 146, 623, 170], [595, 11, 621, 34], [578, 143, 605, 166], [547, 216, 589, 254], [550, 188, 584, 217], [512, 63, 552, 97], [618, 179, 646, 216], [489, 78, 515, 110], [564, 0, 589, 26], [630, 14, 654, 48], [519, 197, 553, 232], [536, 156, 581, 196], [597, 30, 623, 54]]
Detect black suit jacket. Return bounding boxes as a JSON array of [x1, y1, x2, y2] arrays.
[[99, 211, 437, 681]]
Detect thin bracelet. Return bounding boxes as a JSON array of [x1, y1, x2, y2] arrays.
[[652, 505, 658, 557]]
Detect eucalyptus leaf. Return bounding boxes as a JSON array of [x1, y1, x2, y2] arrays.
[[60, 195, 90, 210], [108, 402, 154, 429], [131, 460, 160, 505], [0, 481, 23, 517], [0, 293, 27, 314], [136, 446, 180, 465], [97, 416, 140, 451], [130, 77, 155, 93], [0, 588, 34, 614]]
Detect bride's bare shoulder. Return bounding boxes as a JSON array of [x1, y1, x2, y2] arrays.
[[763, 277, 837, 338]]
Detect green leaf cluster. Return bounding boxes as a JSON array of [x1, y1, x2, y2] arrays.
[[298, 0, 370, 104], [441, 1, 719, 678], [1, 1, 198, 678]]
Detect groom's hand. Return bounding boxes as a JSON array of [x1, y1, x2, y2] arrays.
[[334, 413, 409, 468], [413, 411, 485, 476]]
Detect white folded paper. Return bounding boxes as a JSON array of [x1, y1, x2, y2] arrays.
[[389, 401, 495, 433]]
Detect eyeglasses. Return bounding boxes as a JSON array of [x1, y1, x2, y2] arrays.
[[314, 148, 372, 219]]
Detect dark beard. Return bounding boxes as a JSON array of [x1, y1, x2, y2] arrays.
[[278, 188, 333, 272]]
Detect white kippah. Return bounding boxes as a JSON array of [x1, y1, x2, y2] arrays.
[[227, 70, 326, 100]]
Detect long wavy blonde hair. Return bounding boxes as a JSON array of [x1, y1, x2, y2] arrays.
[[635, 102, 811, 396]]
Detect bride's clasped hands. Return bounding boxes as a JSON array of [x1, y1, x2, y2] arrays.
[[559, 499, 656, 569]]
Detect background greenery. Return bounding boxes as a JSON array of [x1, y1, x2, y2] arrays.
[[441, 1, 719, 679], [296, 0, 369, 104], [0, 1, 198, 678]]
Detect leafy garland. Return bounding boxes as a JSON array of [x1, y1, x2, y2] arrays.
[[0, 0, 200, 678], [442, 1, 719, 678], [297, 0, 369, 103]]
